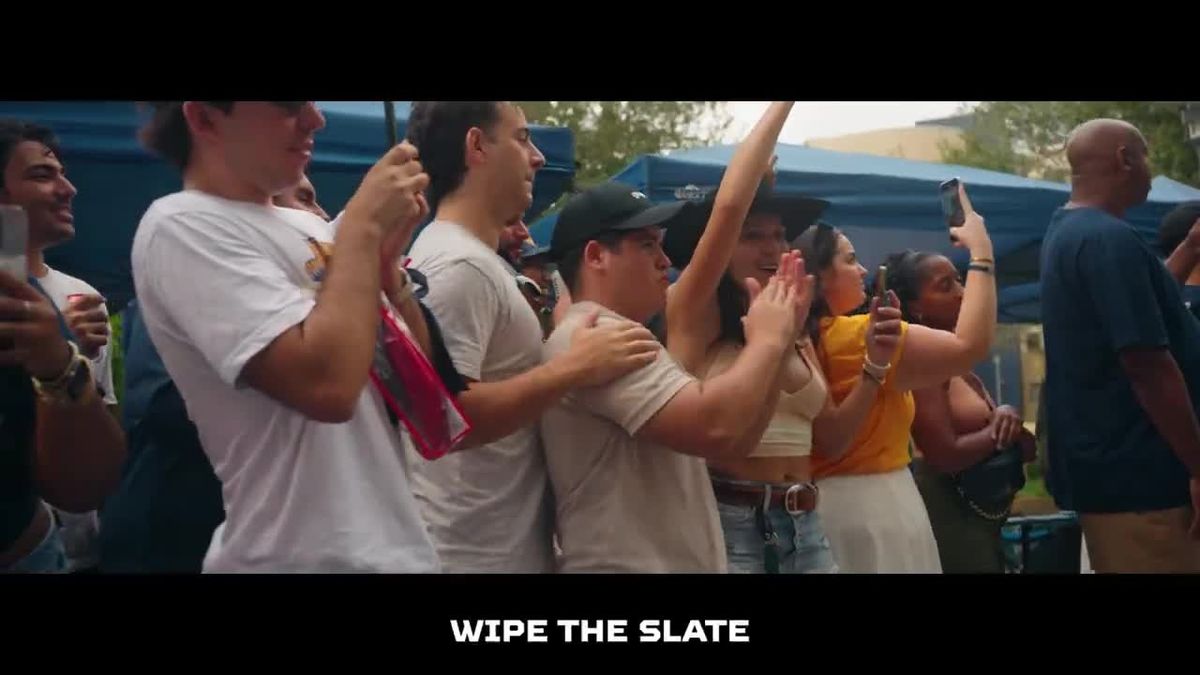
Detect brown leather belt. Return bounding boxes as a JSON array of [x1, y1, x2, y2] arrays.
[[711, 480, 819, 514]]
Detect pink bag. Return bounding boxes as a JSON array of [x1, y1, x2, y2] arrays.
[[369, 306, 471, 460]]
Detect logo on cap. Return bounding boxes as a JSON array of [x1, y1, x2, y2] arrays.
[[673, 184, 713, 201], [631, 191, 647, 200]]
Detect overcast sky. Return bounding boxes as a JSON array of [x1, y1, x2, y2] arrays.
[[723, 101, 977, 144]]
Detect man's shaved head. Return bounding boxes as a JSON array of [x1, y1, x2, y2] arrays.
[[1065, 118, 1152, 214], [1067, 119, 1145, 171]]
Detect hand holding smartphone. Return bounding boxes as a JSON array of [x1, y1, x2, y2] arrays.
[[875, 264, 890, 307], [939, 177, 966, 233]]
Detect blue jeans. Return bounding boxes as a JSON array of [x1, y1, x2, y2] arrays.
[[719, 502, 839, 574], [4, 506, 68, 574]]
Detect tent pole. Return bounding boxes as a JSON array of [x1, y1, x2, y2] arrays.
[[384, 101, 397, 148]]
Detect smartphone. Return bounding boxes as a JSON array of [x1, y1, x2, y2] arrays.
[[939, 177, 965, 229], [875, 265, 889, 306], [0, 204, 29, 281]]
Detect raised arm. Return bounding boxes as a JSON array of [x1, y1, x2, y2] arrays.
[[666, 101, 794, 373], [892, 184, 997, 391], [1165, 216, 1200, 285]]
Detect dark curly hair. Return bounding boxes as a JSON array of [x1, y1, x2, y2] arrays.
[[880, 249, 939, 324], [0, 119, 61, 190], [1158, 201, 1200, 258]]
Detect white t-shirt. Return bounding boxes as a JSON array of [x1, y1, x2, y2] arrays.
[[541, 302, 726, 573], [130, 190, 439, 573], [405, 220, 554, 573], [37, 266, 117, 572]]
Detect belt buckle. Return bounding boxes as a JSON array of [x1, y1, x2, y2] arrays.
[[784, 484, 806, 515]]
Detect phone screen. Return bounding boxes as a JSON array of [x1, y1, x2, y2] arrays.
[[0, 205, 29, 280], [939, 178, 965, 229]]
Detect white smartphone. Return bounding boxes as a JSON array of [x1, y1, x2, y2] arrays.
[[0, 204, 29, 281]]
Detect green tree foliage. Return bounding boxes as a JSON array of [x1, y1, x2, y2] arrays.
[[942, 102, 1198, 186], [519, 101, 733, 192]]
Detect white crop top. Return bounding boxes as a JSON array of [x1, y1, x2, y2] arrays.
[[700, 340, 828, 458]]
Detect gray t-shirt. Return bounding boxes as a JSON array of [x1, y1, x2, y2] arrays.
[[405, 220, 554, 573], [541, 302, 727, 573]]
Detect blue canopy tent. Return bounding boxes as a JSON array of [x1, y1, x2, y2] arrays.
[[0, 101, 575, 310], [534, 143, 1194, 323], [1151, 174, 1200, 203]]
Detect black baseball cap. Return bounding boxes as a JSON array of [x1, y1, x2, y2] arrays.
[[663, 180, 829, 270], [549, 182, 694, 260]]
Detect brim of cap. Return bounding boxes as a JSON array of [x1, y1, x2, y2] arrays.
[[520, 244, 552, 261], [663, 194, 829, 270], [548, 199, 695, 261], [609, 199, 694, 232]]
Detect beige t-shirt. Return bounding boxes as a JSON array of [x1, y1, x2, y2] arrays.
[[540, 301, 726, 573]]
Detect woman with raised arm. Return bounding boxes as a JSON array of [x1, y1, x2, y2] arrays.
[[791, 182, 997, 573], [661, 101, 901, 574], [880, 248, 1035, 573]]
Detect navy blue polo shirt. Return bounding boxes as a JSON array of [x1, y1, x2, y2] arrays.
[[1040, 206, 1200, 513], [98, 300, 224, 573]]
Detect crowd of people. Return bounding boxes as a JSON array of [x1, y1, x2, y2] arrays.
[[2, 101, 1198, 574]]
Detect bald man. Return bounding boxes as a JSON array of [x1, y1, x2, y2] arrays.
[[1040, 119, 1200, 573]]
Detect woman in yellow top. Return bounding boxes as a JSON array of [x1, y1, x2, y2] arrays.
[[791, 184, 996, 573], [662, 101, 902, 574]]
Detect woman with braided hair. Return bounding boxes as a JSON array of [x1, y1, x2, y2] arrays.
[[881, 249, 1036, 573]]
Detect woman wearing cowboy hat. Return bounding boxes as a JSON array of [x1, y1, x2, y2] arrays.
[[661, 102, 900, 574]]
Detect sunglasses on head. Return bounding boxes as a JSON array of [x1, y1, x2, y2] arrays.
[[809, 221, 837, 264]]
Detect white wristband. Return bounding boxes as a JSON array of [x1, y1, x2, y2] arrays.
[[863, 355, 890, 379]]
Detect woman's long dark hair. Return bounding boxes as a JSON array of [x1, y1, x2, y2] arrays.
[[791, 222, 841, 347], [881, 249, 937, 324], [715, 275, 748, 344]]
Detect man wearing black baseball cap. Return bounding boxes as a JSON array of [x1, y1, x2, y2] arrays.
[[404, 103, 663, 573], [540, 182, 807, 572]]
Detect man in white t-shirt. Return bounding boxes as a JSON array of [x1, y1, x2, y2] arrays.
[[131, 101, 440, 573], [541, 183, 802, 572], [0, 118, 119, 573], [404, 102, 662, 572]]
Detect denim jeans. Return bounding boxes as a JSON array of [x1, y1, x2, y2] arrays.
[[718, 502, 839, 574], [4, 506, 68, 574]]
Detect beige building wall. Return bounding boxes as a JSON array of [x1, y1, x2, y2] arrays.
[[805, 126, 964, 163]]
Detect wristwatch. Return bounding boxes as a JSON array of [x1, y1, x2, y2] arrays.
[[391, 266, 414, 306], [31, 341, 94, 404]]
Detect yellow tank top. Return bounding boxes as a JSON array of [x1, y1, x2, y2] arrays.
[[809, 314, 914, 478], [701, 340, 827, 458]]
